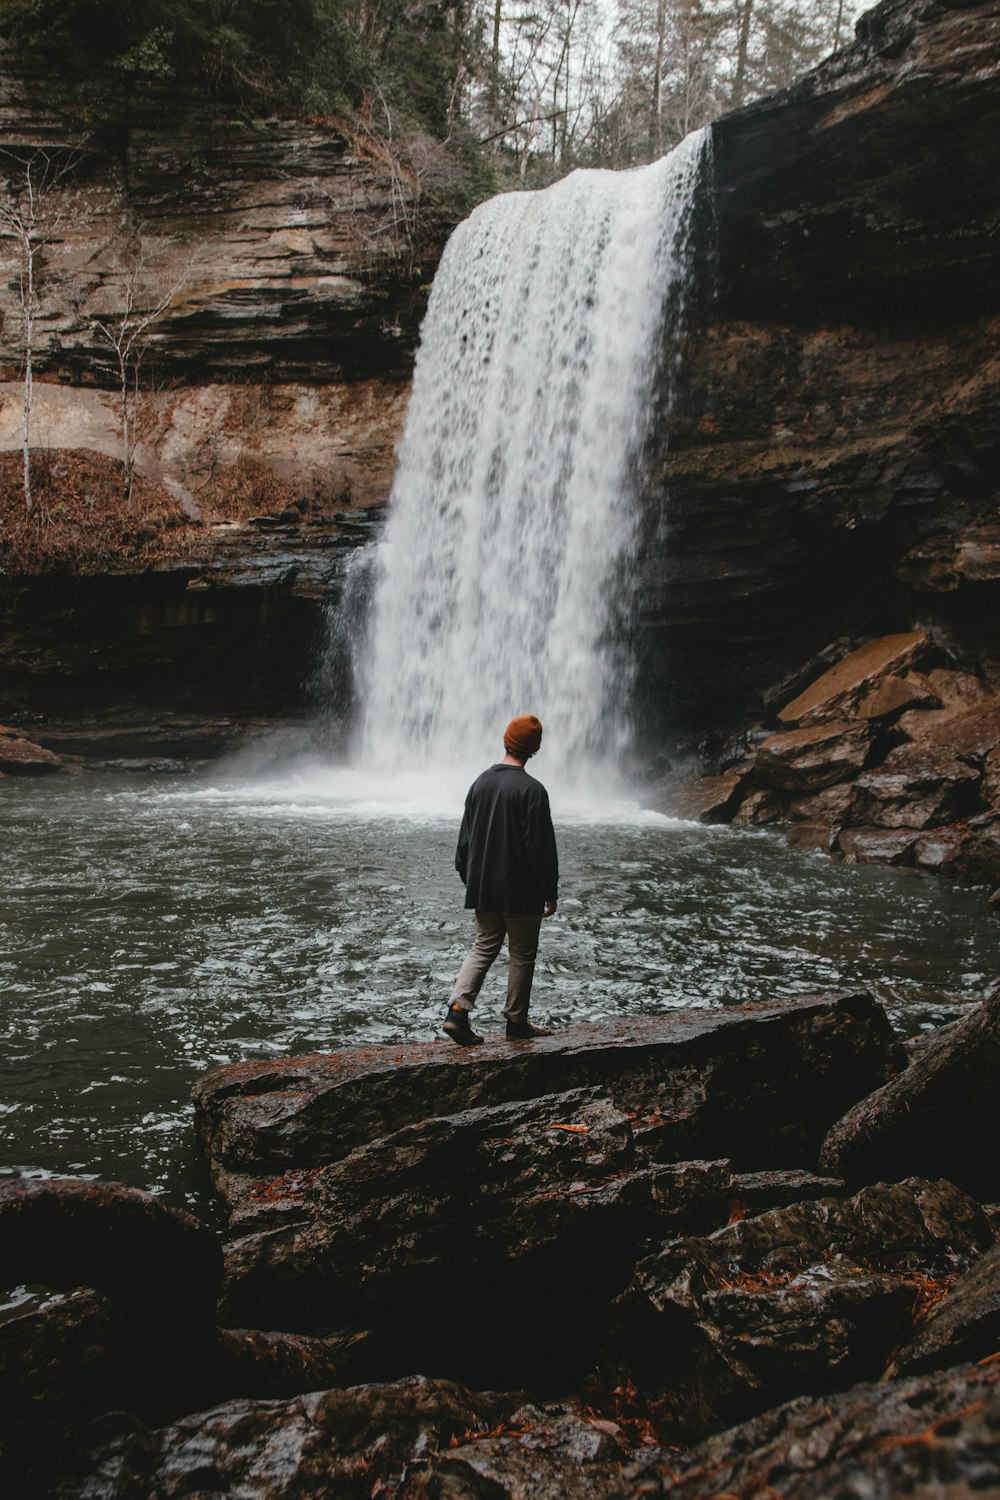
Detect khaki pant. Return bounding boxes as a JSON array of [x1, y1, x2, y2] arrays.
[[449, 910, 543, 1026]]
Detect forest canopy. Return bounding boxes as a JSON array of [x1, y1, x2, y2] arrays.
[[0, 0, 863, 185]]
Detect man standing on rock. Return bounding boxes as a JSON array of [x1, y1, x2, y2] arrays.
[[443, 714, 559, 1046]]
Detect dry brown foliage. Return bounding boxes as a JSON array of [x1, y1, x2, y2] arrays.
[[0, 449, 201, 575]]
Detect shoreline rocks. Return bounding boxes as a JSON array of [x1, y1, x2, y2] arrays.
[[667, 628, 1000, 901], [3, 985, 1000, 1497]]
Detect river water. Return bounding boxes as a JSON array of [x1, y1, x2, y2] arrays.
[[1, 766, 994, 1217], [3, 138, 996, 1219]]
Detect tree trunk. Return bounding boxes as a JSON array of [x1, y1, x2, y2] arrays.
[[653, 0, 667, 157], [21, 244, 34, 514], [733, 0, 754, 108]]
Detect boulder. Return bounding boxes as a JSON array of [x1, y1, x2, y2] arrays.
[[754, 721, 872, 793], [731, 788, 785, 825], [217, 1088, 648, 1372], [194, 996, 899, 1204], [856, 671, 942, 720], [601, 1179, 991, 1442], [925, 668, 998, 711], [624, 1358, 1000, 1500], [897, 523, 1000, 593], [0, 1377, 558, 1500], [663, 769, 748, 823], [0, 1178, 222, 1414], [843, 755, 980, 829], [894, 702, 1000, 763], [982, 743, 1000, 810], [939, 812, 1000, 884], [199, 997, 898, 1385], [821, 986, 1000, 1198], [777, 633, 930, 728], [912, 822, 967, 871], [0, 731, 62, 775], [837, 828, 918, 866], [0, 1289, 127, 1412], [0, 1178, 221, 1328], [786, 820, 840, 853], [889, 1241, 1000, 1380], [785, 781, 855, 824]]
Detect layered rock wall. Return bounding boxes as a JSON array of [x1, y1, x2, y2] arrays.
[[0, 61, 451, 745], [636, 0, 1000, 740]]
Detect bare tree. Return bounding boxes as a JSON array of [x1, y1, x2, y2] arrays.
[[93, 219, 186, 503], [0, 148, 79, 513]]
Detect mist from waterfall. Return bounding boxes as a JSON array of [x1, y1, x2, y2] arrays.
[[354, 130, 707, 799]]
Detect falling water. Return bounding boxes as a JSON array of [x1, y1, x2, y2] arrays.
[[356, 131, 707, 790]]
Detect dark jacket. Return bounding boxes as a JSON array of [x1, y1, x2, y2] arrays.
[[455, 764, 559, 914]]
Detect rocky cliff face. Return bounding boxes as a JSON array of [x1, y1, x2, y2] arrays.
[[0, 61, 452, 750], [636, 0, 1000, 744], [4, 1, 1000, 760]]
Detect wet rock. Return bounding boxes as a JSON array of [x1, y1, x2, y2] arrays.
[[0, 1178, 221, 1327], [754, 720, 872, 793], [0, 729, 62, 775], [786, 820, 840, 853], [939, 811, 1000, 885], [663, 769, 748, 822], [821, 986, 1000, 1198], [625, 1357, 1000, 1500], [776, 633, 931, 729], [761, 636, 859, 716], [727, 1169, 847, 1217], [912, 822, 967, 870], [903, 1018, 962, 1066], [412, 1417, 629, 1499], [925, 668, 998, 712], [194, 996, 898, 1203], [0, 1289, 127, 1412], [731, 788, 785, 825], [982, 743, 1000, 809], [0, 1376, 536, 1500], [785, 781, 855, 824], [889, 1241, 1000, 1380], [601, 1178, 991, 1443], [202, 998, 898, 1385], [898, 523, 1000, 593], [218, 1106, 752, 1384], [215, 1326, 374, 1401], [894, 702, 1000, 762], [843, 754, 980, 830], [837, 827, 918, 866], [856, 671, 942, 720], [0, 1178, 222, 1414]]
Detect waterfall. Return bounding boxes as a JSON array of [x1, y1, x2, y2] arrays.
[[355, 130, 707, 794]]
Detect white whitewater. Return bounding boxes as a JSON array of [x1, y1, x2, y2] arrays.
[[355, 130, 707, 800]]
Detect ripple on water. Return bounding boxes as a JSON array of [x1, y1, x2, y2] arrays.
[[0, 771, 995, 1215]]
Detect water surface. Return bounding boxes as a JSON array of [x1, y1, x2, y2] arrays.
[[1, 769, 994, 1215]]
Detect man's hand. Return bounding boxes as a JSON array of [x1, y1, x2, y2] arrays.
[[543, 901, 557, 919]]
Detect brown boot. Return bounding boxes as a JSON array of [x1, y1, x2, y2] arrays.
[[505, 1019, 553, 1040], [443, 1004, 484, 1047]]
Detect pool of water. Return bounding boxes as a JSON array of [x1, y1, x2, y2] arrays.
[[1, 766, 994, 1217]]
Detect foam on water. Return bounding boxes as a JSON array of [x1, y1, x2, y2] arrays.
[[108, 765, 694, 828]]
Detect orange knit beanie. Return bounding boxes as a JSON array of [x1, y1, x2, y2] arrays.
[[503, 714, 543, 759]]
